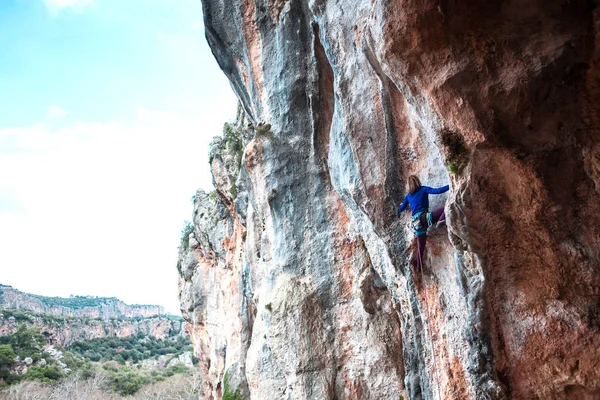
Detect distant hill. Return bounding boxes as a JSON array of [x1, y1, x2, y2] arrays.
[[0, 284, 164, 319], [0, 284, 185, 347]]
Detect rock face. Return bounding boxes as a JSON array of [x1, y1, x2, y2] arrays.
[[0, 311, 184, 347], [178, 1, 600, 399], [0, 286, 183, 347], [168, 351, 196, 368], [0, 285, 164, 319]]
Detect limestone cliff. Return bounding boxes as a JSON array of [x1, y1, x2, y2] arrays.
[[0, 311, 184, 347], [0, 285, 183, 347], [0, 284, 164, 319], [178, 1, 600, 399]]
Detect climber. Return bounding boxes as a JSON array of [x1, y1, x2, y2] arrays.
[[398, 175, 449, 271]]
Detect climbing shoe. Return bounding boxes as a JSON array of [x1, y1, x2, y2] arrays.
[[436, 220, 446, 229]]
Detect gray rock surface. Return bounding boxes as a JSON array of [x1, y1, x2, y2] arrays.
[[167, 351, 195, 368], [178, 0, 600, 399]]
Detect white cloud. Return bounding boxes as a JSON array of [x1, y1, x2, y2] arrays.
[[45, 106, 69, 120], [43, 0, 94, 15], [0, 109, 228, 314]]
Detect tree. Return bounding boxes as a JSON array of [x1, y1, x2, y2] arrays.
[[10, 324, 45, 355], [0, 344, 16, 369], [109, 369, 143, 395], [22, 365, 62, 382], [85, 351, 101, 362], [113, 354, 126, 365]]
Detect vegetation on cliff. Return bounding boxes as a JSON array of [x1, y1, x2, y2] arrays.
[[30, 295, 119, 309], [1, 308, 98, 325], [180, 221, 195, 251], [0, 325, 73, 387], [222, 369, 243, 400], [209, 102, 248, 197], [0, 307, 184, 353], [67, 333, 193, 364]]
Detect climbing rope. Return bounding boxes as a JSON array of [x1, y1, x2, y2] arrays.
[[419, 252, 443, 400]]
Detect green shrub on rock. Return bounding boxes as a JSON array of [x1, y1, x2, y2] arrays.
[[180, 221, 195, 251], [0, 344, 16, 369], [222, 370, 243, 400], [229, 183, 238, 199], [23, 365, 63, 382], [440, 128, 469, 174], [8, 324, 45, 361], [255, 123, 272, 137], [108, 367, 144, 395]]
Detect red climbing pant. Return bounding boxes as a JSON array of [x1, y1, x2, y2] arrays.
[[415, 207, 445, 271]]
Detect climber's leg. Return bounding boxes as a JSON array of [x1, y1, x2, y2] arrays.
[[416, 234, 427, 271], [431, 207, 445, 223], [431, 207, 446, 227]]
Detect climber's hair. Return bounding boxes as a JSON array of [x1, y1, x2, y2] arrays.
[[407, 175, 422, 194]]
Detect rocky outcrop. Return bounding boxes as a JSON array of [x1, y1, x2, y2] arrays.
[[0, 311, 184, 347], [0, 285, 163, 319], [178, 112, 252, 399], [167, 351, 195, 368], [0, 286, 183, 347], [178, 0, 600, 399]]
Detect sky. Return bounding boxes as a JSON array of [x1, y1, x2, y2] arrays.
[[0, 0, 238, 314]]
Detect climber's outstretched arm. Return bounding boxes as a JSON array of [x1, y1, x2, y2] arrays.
[[425, 185, 449, 195], [398, 197, 408, 212]]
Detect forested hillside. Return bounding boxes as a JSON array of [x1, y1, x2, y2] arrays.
[[0, 287, 201, 398]]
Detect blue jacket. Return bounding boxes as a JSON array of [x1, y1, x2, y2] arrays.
[[398, 185, 449, 216]]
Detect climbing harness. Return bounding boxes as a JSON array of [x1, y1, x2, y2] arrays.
[[409, 210, 433, 236]]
